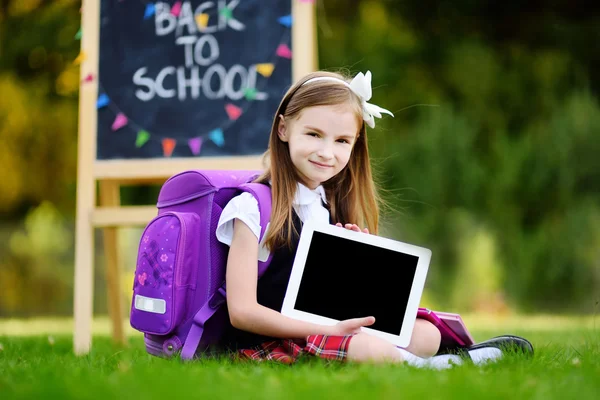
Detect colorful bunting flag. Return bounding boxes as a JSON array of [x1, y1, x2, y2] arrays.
[[171, 1, 182, 17], [143, 3, 155, 19], [220, 6, 233, 20], [276, 44, 292, 59], [73, 52, 87, 65], [195, 13, 209, 29], [82, 73, 94, 83], [136, 130, 150, 148], [188, 137, 203, 155], [162, 138, 177, 157], [278, 15, 292, 28], [255, 63, 274, 77], [244, 88, 257, 101], [111, 113, 128, 131], [96, 94, 109, 108], [75, 28, 82, 40], [209, 129, 225, 147], [225, 104, 242, 120]]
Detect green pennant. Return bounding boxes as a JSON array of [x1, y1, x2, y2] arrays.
[[135, 130, 150, 148], [75, 28, 82, 40], [219, 7, 232, 20], [244, 88, 257, 101]]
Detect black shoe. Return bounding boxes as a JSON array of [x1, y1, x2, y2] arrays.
[[468, 335, 534, 358]]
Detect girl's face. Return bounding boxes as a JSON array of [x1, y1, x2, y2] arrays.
[[278, 104, 360, 189]]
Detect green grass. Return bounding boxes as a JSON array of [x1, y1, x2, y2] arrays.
[[0, 316, 598, 399]]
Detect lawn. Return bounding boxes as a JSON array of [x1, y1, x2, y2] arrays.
[[0, 314, 598, 399]]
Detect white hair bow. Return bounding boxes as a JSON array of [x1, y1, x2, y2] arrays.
[[349, 71, 394, 128], [302, 70, 394, 128]]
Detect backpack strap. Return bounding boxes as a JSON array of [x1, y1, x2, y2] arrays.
[[181, 286, 226, 360], [181, 182, 273, 361], [237, 182, 273, 277]]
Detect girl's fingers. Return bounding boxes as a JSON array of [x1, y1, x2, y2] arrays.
[[346, 224, 360, 232], [338, 223, 369, 233]]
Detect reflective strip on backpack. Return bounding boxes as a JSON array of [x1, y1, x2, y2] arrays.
[[134, 295, 167, 314]]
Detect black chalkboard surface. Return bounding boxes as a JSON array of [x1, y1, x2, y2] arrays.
[[97, 0, 292, 160]]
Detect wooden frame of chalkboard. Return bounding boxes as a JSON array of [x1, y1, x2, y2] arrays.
[[73, 0, 317, 355]]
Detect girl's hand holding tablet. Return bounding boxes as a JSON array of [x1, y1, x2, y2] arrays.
[[329, 316, 376, 335], [335, 222, 370, 234]]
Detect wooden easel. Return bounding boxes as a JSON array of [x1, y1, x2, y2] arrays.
[[73, 0, 318, 355]]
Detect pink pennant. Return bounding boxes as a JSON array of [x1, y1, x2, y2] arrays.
[[111, 113, 128, 131], [225, 103, 242, 120], [82, 73, 94, 83], [188, 137, 203, 155], [276, 44, 292, 59], [171, 1, 182, 16]]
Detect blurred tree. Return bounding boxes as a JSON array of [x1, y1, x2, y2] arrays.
[[0, 0, 598, 315], [0, 0, 80, 218], [318, 0, 600, 312]]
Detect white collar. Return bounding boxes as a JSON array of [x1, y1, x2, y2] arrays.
[[294, 182, 328, 206]]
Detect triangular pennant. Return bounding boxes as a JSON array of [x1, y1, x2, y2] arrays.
[[135, 130, 150, 148], [275, 44, 292, 59], [209, 129, 225, 147], [82, 73, 94, 83], [278, 15, 292, 28], [111, 113, 128, 131], [171, 1, 182, 17], [188, 137, 203, 155], [75, 28, 82, 40], [73, 52, 87, 65], [162, 138, 177, 157], [244, 88, 257, 101], [195, 13, 209, 29], [143, 3, 155, 19], [225, 104, 242, 120], [219, 6, 233, 20], [96, 94, 109, 108], [255, 63, 274, 77]]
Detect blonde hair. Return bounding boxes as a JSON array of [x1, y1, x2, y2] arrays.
[[256, 71, 382, 250]]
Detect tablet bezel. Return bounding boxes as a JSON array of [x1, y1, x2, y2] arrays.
[[281, 219, 432, 348]]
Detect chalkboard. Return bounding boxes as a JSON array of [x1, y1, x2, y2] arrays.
[[97, 0, 292, 160]]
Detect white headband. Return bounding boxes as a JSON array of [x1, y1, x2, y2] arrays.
[[301, 71, 394, 128]]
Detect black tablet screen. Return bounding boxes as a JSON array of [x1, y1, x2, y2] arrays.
[[294, 231, 419, 335]]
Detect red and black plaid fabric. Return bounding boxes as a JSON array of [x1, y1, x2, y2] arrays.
[[236, 334, 353, 364]]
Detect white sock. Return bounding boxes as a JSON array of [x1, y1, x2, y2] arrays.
[[397, 348, 463, 370], [468, 347, 503, 365]]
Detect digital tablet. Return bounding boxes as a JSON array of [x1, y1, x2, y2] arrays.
[[281, 219, 432, 348]]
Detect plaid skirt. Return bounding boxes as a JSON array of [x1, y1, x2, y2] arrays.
[[236, 334, 353, 364]]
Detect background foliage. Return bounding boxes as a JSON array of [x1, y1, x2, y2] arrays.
[[0, 0, 598, 317]]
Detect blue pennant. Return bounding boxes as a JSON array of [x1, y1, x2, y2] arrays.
[[209, 128, 225, 147], [96, 94, 110, 109], [278, 15, 292, 28], [143, 4, 156, 20]]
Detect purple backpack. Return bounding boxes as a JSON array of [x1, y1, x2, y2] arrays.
[[130, 170, 273, 360]]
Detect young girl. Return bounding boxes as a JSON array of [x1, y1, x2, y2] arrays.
[[215, 70, 527, 368]]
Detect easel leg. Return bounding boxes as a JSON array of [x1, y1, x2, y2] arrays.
[[73, 182, 95, 355], [100, 181, 126, 346]]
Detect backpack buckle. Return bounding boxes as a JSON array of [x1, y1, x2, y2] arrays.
[[208, 287, 227, 309]]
